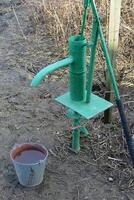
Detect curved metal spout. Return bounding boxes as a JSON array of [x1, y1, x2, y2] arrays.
[[31, 56, 73, 87]]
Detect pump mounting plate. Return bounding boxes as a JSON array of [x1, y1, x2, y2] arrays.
[[55, 92, 113, 119]]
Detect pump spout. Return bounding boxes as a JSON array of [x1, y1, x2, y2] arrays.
[[31, 56, 73, 87]]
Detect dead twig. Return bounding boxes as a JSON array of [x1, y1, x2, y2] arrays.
[[49, 149, 58, 157], [79, 158, 97, 166], [12, 6, 27, 40], [123, 101, 134, 105], [108, 156, 123, 162]]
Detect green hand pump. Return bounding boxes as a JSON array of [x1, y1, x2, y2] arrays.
[[31, 0, 134, 166]]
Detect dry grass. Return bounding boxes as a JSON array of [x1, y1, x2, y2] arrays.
[[26, 0, 134, 86]]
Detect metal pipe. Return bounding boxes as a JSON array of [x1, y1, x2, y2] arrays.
[[86, 19, 98, 103], [91, 0, 120, 99], [31, 56, 73, 87], [98, 26, 120, 99], [81, 0, 91, 37], [71, 116, 81, 152], [81, 6, 88, 37], [69, 35, 87, 101]]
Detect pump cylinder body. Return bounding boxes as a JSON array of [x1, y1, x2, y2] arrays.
[[69, 35, 87, 101]]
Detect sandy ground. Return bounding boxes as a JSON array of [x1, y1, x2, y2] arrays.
[[0, 1, 134, 200]]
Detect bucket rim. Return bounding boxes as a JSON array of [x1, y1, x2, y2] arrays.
[[10, 142, 48, 166]]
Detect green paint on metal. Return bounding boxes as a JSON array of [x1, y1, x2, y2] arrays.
[[86, 18, 99, 103], [69, 35, 87, 101], [84, 0, 91, 7], [81, 0, 91, 37], [67, 110, 89, 151], [71, 117, 81, 152], [56, 92, 113, 119], [66, 109, 81, 119], [81, 6, 87, 37], [31, 56, 73, 87], [72, 128, 80, 152], [90, 0, 120, 100], [90, 0, 100, 19], [80, 127, 89, 136], [66, 109, 89, 136], [98, 26, 120, 99]]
